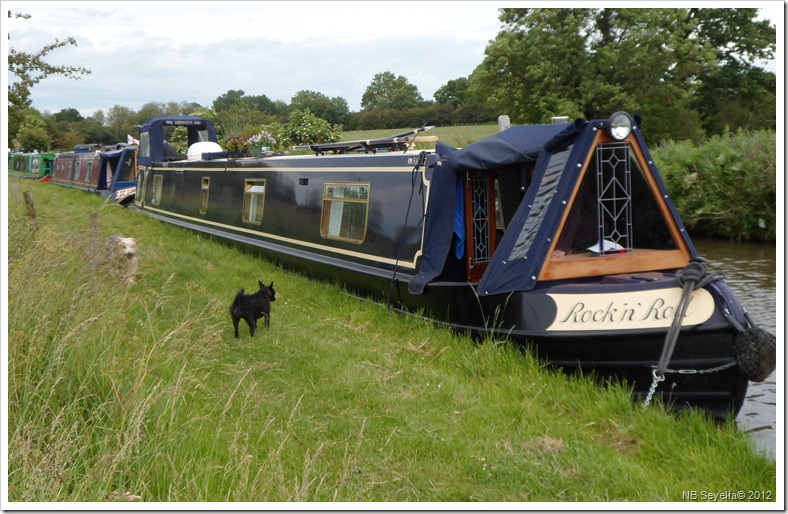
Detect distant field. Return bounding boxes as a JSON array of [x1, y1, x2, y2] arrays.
[[341, 124, 500, 149]]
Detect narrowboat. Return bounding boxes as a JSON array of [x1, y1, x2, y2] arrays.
[[133, 114, 775, 419], [9, 151, 56, 181], [52, 143, 138, 205]]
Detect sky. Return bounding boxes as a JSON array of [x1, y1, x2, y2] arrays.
[[2, 1, 783, 120], [4, 0, 504, 117]]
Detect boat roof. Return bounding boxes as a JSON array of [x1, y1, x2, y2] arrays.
[[437, 120, 583, 170]]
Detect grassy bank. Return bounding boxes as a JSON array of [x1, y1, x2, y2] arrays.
[[6, 179, 776, 503]]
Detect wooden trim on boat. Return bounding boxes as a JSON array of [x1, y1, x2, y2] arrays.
[[541, 249, 688, 281]]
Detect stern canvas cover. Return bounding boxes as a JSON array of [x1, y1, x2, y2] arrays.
[[410, 119, 694, 297]]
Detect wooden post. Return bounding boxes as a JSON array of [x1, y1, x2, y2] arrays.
[[23, 191, 38, 231]]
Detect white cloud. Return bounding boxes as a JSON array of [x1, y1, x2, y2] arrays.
[[6, 1, 781, 118], [5, 0, 502, 116]]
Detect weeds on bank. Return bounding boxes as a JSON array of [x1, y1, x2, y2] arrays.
[[6, 179, 776, 503]]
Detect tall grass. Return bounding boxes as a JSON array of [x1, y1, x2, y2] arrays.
[[6, 179, 776, 503]]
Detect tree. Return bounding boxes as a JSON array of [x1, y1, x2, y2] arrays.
[[8, 11, 91, 146], [361, 72, 424, 111], [469, 9, 591, 125], [470, 7, 774, 141], [584, 8, 712, 141], [290, 90, 349, 126], [13, 111, 51, 150], [52, 108, 84, 123], [434, 78, 469, 107], [245, 94, 280, 116], [212, 89, 247, 112], [105, 105, 138, 143], [215, 103, 275, 141], [688, 8, 777, 133]]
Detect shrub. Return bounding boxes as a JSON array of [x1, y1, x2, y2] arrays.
[[282, 109, 342, 148], [653, 129, 776, 242]]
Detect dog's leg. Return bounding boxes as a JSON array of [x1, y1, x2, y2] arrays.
[[246, 314, 257, 337], [263, 312, 270, 327], [233, 316, 241, 338]]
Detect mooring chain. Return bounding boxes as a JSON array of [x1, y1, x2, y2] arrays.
[[643, 361, 737, 408]]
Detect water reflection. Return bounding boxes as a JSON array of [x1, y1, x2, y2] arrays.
[[694, 239, 778, 460]]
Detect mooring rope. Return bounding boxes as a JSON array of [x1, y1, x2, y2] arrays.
[[644, 262, 724, 408], [387, 151, 428, 308]]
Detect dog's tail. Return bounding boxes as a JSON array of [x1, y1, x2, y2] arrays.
[[230, 288, 245, 313]]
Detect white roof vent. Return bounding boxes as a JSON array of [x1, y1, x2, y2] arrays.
[[187, 141, 223, 160]]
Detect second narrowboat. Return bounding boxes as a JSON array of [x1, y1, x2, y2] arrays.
[[52, 143, 138, 205]]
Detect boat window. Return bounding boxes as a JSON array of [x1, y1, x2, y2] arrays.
[[242, 179, 266, 225], [320, 182, 370, 244], [105, 159, 114, 187], [116, 154, 136, 182], [553, 142, 677, 256], [85, 162, 93, 183], [627, 149, 677, 250], [152, 175, 163, 206], [200, 177, 210, 215], [140, 131, 150, 160]]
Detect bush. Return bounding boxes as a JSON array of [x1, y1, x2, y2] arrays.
[[653, 129, 776, 242], [281, 109, 342, 148]]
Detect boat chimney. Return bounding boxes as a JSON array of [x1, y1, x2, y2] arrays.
[[498, 115, 511, 132]]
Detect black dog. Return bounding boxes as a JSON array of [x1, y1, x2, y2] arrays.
[[230, 280, 276, 338]]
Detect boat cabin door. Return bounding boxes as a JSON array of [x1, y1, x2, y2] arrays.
[[464, 172, 497, 282]]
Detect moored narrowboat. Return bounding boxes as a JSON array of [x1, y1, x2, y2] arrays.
[[52, 143, 138, 205], [9, 151, 56, 181], [133, 114, 775, 419]]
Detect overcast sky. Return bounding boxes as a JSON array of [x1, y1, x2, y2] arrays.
[[3, 1, 783, 119], [4, 1, 504, 117]]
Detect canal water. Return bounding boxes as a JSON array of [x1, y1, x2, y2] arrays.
[[692, 239, 779, 460]]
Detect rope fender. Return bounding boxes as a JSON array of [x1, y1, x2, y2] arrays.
[[671, 262, 776, 382], [729, 312, 776, 383]]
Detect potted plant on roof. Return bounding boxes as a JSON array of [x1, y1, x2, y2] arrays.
[[246, 129, 277, 157], [225, 135, 247, 158]]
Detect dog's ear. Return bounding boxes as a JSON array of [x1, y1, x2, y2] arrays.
[[258, 280, 264, 289], [269, 281, 274, 289]]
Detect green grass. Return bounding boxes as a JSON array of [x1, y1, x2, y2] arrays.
[[6, 178, 776, 503]]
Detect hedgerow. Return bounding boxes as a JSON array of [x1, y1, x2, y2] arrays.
[[652, 129, 776, 242]]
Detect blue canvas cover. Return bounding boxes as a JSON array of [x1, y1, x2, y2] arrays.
[[409, 121, 583, 295], [411, 118, 695, 297], [477, 122, 600, 296], [139, 116, 218, 166]]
